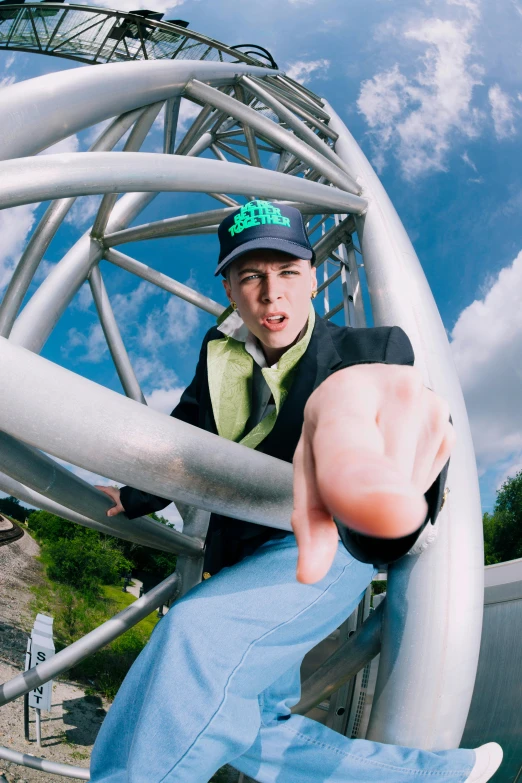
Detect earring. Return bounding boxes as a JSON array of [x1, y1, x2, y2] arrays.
[[311, 290, 318, 300], [231, 301, 237, 310]]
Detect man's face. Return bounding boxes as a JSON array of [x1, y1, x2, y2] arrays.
[[223, 250, 317, 352]]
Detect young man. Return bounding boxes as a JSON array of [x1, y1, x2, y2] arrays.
[[93, 201, 501, 783]]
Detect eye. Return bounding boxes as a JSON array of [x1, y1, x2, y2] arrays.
[[281, 270, 299, 276], [240, 274, 261, 282]]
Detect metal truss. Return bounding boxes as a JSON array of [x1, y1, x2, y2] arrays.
[[0, 2, 278, 67], [0, 21, 484, 780]]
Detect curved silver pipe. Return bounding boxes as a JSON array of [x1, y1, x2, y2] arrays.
[[239, 76, 354, 180], [0, 106, 145, 338], [0, 152, 368, 214], [0, 431, 202, 555], [185, 80, 361, 195], [88, 265, 147, 404], [0, 571, 180, 707], [0, 61, 274, 160], [0, 746, 89, 780], [103, 206, 238, 247], [0, 337, 295, 531], [294, 602, 383, 715], [5, 153, 366, 354], [10, 190, 157, 353], [0, 469, 152, 541], [104, 248, 224, 317], [325, 100, 484, 750]]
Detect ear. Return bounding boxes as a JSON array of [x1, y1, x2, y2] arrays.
[[222, 277, 233, 303], [310, 264, 318, 293]]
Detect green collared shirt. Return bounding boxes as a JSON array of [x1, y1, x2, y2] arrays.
[[207, 305, 316, 449]]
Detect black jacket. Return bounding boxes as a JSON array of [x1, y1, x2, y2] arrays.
[[121, 315, 449, 573]]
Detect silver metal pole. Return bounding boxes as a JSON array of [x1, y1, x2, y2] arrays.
[[35, 708, 41, 748], [0, 337, 295, 532], [91, 101, 164, 238], [0, 468, 162, 543], [233, 83, 261, 168], [0, 431, 202, 555], [103, 248, 224, 317], [0, 60, 273, 160], [103, 201, 344, 248], [325, 99, 484, 750], [247, 76, 337, 140], [312, 216, 355, 267], [0, 746, 89, 780], [294, 601, 383, 715], [184, 80, 362, 195], [164, 96, 181, 154], [239, 76, 355, 180], [0, 572, 180, 707], [88, 265, 147, 404], [0, 107, 144, 339], [10, 190, 158, 353], [0, 153, 368, 215]]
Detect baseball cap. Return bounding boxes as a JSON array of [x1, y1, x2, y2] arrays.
[[215, 200, 315, 277]]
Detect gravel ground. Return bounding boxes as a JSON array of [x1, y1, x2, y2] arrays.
[[0, 524, 109, 783]]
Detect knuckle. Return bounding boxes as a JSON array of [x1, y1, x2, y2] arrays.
[[426, 395, 451, 435], [393, 365, 423, 403]]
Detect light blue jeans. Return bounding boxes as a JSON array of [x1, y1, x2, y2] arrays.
[[90, 534, 475, 783]]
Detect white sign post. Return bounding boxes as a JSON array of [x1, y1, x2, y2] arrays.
[[26, 614, 54, 747]]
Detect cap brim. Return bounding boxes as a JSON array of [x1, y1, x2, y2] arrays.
[[214, 237, 314, 276]]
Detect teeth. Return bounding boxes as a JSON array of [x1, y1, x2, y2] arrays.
[[267, 316, 284, 322]]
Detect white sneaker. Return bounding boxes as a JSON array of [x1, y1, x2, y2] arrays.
[[465, 743, 503, 782]]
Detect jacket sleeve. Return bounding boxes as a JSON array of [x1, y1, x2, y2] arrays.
[[119, 331, 210, 521], [334, 326, 450, 567]]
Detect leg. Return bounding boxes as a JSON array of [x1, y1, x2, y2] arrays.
[[90, 534, 373, 783], [232, 664, 476, 783]]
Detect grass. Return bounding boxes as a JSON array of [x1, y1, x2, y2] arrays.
[[30, 579, 161, 701]]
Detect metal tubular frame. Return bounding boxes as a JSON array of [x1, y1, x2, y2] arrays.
[[104, 248, 224, 317], [0, 571, 181, 708], [0, 39, 485, 777], [88, 265, 147, 403], [184, 80, 362, 195], [0, 105, 144, 337], [91, 100, 164, 238], [0, 430, 202, 554]]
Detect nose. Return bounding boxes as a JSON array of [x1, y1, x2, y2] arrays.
[[261, 272, 283, 304]]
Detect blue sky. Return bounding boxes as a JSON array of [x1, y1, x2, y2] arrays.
[[1, 0, 521, 521]]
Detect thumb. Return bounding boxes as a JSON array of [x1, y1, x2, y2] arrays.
[[294, 511, 339, 584]]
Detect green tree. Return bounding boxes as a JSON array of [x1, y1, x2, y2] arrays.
[[45, 537, 133, 591], [0, 495, 33, 523], [482, 470, 522, 564]]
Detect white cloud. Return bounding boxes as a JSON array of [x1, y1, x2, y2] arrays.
[[146, 385, 184, 414], [177, 97, 202, 135], [488, 84, 517, 139], [450, 249, 522, 482], [461, 150, 478, 171], [139, 291, 200, 351], [0, 204, 38, 294], [358, 6, 483, 179], [65, 195, 102, 228], [63, 322, 108, 363], [285, 59, 330, 85], [132, 354, 179, 389]]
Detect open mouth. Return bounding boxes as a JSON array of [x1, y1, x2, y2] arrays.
[[262, 313, 288, 331]]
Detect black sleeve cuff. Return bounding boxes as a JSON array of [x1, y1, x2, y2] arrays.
[[336, 458, 450, 567], [119, 486, 172, 520]]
